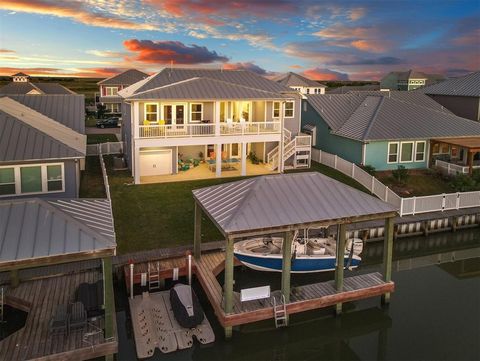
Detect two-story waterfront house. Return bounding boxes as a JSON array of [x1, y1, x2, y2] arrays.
[[97, 69, 149, 115], [119, 68, 311, 184], [0, 94, 86, 198]]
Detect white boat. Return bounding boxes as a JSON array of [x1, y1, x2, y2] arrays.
[[233, 233, 363, 273]]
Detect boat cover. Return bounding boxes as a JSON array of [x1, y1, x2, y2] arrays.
[[170, 283, 204, 328]]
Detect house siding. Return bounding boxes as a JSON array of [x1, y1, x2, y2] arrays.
[[301, 100, 363, 164], [0, 159, 80, 200], [122, 102, 133, 170], [365, 140, 428, 171]]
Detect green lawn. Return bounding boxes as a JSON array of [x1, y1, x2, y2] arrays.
[[78, 158, 371, 254], [377, 171, 454, 196], [86, 134, 118, 144]]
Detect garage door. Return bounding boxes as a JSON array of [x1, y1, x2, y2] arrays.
[[140, 150, 172, 176]]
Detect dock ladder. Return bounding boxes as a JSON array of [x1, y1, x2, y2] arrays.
[[148, 262, 161, 291], [272, 293, 288, 328]]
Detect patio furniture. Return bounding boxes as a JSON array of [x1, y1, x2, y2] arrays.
[[49, 304, 69, 335], [76, 281, 104, 318], [69, 302, 87, 334]]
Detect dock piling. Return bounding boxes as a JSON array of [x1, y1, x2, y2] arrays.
[[335, 224, 346, 315], [382, 217, 394, 304]]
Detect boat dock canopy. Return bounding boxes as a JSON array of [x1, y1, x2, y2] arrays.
[[193, 172, 398, 237], [0, 198, 116, 271]]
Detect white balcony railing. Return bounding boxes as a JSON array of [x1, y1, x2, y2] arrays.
[[435, 159, 480, 175], [138, 121, 281, 138]]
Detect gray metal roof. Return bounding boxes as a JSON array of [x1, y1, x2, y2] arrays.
[[274, 72, 326, 88], [0, 97, 86, 162], [333, 96, 480, 141], [129, 68, 291, 96], [97, 69, 149, 85], [327, 84, 380, 94], [193, 172, 397, 235], [421, 71, 480, 97], [0, 198, 116, 267], [128, 77, 290, 101], [4, 94, 85, 133], [0, 82, 74, 95]]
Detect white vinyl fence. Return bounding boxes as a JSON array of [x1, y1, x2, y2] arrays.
[[87, 141, 124, 156], [311, 148, 480, 216], [98, 146, 111, 200]]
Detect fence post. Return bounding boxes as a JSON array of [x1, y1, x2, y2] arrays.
[[334, 155, 338, 169], [447, 163, 451, 175], [412, 197, 416, 216], [371, 176, 375, 194], [319, 150, 322, 163], [441, 193, 446, 211], [399, 199, 404, 217], [384, 186, 389, 202], [351, 163, 355, 178]]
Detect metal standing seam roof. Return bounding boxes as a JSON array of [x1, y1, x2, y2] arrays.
[[193, 172, 398, 235], [128, 68, 292, 96], [0, 82, 75, 95], [0, 97, 86, 162], [333, 96, 480, 141], [126, 77, 292, 101], [0, 198, 116, 267], [421, 71, 480, 97], [327, 84, 380, 94], [274, 72, 326, 88], [4, 94, 86, 133], [97, 68, 149, 86]]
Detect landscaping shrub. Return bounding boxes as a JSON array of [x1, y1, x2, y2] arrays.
[[361, 165, 376, 176], [392, 165, 409, 185], [450, 170, 480, 192]]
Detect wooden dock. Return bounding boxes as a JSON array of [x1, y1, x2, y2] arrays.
[[0, 270, 117, 361], [126, 251, 394, 329]]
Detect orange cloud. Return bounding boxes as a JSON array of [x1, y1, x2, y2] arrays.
[[289, 64, 303, 69], [350, 40, 386, 53], [0, 49, 16, 53], [0, 0, 158, 31], [303, 67, 349, 81], [123, 39, 228, 64]]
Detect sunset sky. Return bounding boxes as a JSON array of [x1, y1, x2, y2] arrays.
[[0, 0, 479, 80]]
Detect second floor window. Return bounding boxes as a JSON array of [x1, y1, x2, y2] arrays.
[[145, 103, 158, 122], [273, 102, 280, 118], [284, 101, 294, 117], [191, 104, 202, 122], [105, 87, 118, 96], [0, 163, 64, 196]]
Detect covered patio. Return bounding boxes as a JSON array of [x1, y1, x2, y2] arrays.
[[0, 198, 117, 360], [432, 137, 480, 175], [192, 172, 398, 338]]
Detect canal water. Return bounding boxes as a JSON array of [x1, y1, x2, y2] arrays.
[[113, 229, 480, 361]]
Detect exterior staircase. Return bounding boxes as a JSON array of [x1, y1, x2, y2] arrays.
[[267, 128, 312, 171]]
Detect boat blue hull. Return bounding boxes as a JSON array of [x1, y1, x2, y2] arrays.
[[234, 253, 361, 273]]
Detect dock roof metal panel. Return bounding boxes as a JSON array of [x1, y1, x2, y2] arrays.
[[128, 77, 290, 100], [193, 172, 397, 236], [421, 71, 480, 97], [98, 69, 149, 85], [0, 198, 116, 269]]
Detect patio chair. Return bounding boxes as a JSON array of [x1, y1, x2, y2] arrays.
[[69, 302, 87, 334], [49, 304, 69, 335]]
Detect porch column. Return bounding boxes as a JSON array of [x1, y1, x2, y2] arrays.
[[134, 145, 140, 184], [102, 257, 115, 349], [335, 223, 346, 315], [241, 142, 247, 176], [194, 202, 202, 260], [279, 102, 285, 173], [214, 101, 221, 136], [216, 143, 222, 177], [281, 231, 294, 306], [467, 151, 474, 175], [382, 217, 394, 304], [224, 236, 234, 338]]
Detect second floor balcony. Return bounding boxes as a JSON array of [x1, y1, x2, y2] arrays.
[[138, 120, 281, 138]]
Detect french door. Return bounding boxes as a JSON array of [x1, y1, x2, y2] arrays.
[[162, 104, 185, 125]]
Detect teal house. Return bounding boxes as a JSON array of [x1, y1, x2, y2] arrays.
[[302, 91, 480, 171]]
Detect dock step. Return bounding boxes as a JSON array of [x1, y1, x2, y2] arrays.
[[272, 293, 288, 328], [148, 262, 161, 291]]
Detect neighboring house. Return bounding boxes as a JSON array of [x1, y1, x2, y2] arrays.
[[273, 72, 326, 94], [118, 68, 311, 184], [302, 91, 480, 172], [422, 71, 480, 122], [380, 70, 445, 91], [0, 72, 76, 95], [327, 84, 380, 94], [0, 94, 86, 199], [96, 69, 149, 115]]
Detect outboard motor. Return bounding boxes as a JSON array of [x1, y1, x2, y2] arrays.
[[345, 238, 364, 256], [170, 283, 204, 328]]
